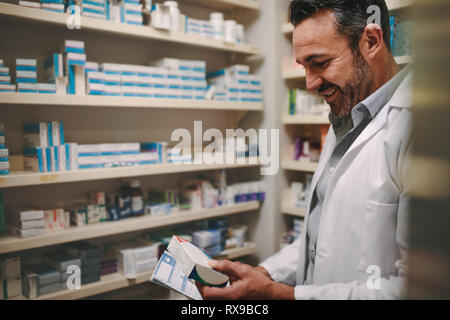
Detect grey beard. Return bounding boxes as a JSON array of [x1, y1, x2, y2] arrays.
[[331, 49, 374, 118]]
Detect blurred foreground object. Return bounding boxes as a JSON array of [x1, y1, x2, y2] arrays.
[[408, 0, 450, 299]]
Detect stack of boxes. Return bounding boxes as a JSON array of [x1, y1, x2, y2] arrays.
[[120, 64, 154, 97], [19, 1, 42, 9], [61, 40, 86, 95], [81, 0, 108, 20], [16, 58, 38, 94], [7, 208, 46, 239], [101, 63, 122, 96], [76, 143, 161, 170], [100, 251, 118, 276], [186, 18, 215, 39], [0, 123, 9, 175], [44, 251, 81, 290], [23, 121, 78, 173], [192, 229, 222, 256], [86, 69, 105, 95], [65, 241, 101, 285], [43, 53, 65, 94], [40, 0, 65, 13], [118, 0, 144, 26], [154, 58, 207, 100], [0, 60, 16, 93], [0, 257, 22, 300], [113, 240, 160, 279], [23, 262, 60, 297], [207, 64, 263, 103]]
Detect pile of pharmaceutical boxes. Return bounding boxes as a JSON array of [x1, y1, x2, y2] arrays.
[[0, 217, 247, 298], [207, 64, 263, 103], [0, 241, 103, 299], [23, 121, 78, 173], [17, 0, 248, 45], [0, 123, 9, 175], [1, 38, 263, 102]]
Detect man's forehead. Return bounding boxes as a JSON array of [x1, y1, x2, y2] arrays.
[[292, 10, 341, 61]]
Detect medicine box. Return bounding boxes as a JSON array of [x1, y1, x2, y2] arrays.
[[44, 251, 81, 272], [167, 235, 229, 287]]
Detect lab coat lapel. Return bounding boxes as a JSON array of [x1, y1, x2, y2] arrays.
[[342, 72, 413, 158]]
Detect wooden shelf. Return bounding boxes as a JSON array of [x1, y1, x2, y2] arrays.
[[0, 201, 260, 254], [282, 67, 306, 80], [9, 242, 257, 300], [0, 3, 262, 56], [282, 205, 307, 217], [280, 188, 307, 217], [0, 93, 264, 112], [183, 0, 260, 11], [282, 114, 329, 125], [0, 158, 260, 188], [282, 160, 318, 173], [387, 0, 412, 11]]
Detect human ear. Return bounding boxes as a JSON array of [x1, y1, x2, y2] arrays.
[[359, 23, 384, 61]]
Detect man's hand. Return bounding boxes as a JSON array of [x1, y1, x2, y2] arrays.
[[196, 260, 294, 300]]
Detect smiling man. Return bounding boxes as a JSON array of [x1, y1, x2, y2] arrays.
[[197, 0, 413, 300]]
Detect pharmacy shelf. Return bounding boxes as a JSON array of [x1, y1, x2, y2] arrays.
[[183, 0, 260, 11], [0, 201, 260, 254], [0, 159, 260, 189], [280, 188, 307, 217], [282, 205, 307, 218], [10, 242, 257, 300], [0, 93, 264, 112], [282, 114, 329, 125], [282, 160, 318, 173], [0, 3, 262, 56], [387, 0, 412, 11]]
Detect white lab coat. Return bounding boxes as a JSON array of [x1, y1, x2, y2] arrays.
[[260, 72, 413, 299]]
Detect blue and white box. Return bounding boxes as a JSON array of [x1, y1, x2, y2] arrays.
[[44, 53, 64, 81], [38, 83, 57, 94], [24, 146, 46, 173], [85, 61, 99, 74], [41, 2, 65, 13], [51, 121, 64, 146], [17, 82, 38, 93], [61, 40, 85, 54], [23, 122, 50, 148], [64, 52, 86, 67], [0, 84, 16, 93]]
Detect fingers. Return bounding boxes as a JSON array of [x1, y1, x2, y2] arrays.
[[209, 259, 248, 279], [196, 282, 238, 300]]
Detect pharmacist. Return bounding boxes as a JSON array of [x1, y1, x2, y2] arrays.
[[197, 0, 412, 300]]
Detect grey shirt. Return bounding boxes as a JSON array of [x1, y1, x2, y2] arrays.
[[304, 65, 411, 284]]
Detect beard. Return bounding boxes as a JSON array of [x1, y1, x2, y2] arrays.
[[321, 49, 374, 118]]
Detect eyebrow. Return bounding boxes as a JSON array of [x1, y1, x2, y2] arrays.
[[298, 54, 328, 65]]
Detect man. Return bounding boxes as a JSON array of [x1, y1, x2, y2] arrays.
[[197, 0, 412, 300]]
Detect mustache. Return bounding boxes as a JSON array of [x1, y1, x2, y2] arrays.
[[318, 81, 342, 94]]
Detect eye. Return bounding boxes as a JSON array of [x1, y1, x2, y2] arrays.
[[314, 60, 330, 69]]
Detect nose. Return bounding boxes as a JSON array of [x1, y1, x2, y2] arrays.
[[305, 69, 323, 92]]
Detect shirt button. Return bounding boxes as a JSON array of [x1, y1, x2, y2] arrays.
[[329, 167, 335, 174]]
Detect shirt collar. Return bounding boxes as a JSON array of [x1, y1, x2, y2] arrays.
[[359, 64, 412, 119]]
